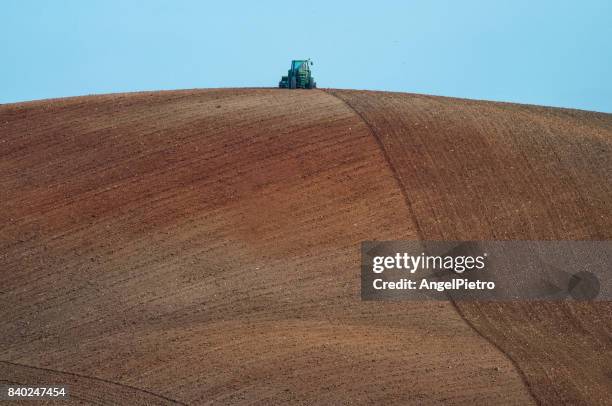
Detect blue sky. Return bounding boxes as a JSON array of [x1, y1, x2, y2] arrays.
[[2, 0, 611, 112]]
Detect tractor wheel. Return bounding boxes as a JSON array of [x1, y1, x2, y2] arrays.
[[289, 77, 297, 89], [307, 78, 314, 89]]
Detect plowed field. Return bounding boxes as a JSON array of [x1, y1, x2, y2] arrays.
[[1, 88, 610, 405], [329, 90, 612, 405]]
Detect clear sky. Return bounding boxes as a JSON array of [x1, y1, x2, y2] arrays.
[[2, 0, 611, 112]]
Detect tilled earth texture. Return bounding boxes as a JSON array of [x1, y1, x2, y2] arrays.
[[1, 88, 611, 405]]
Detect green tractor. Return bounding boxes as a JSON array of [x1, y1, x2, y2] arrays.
[[279, 59, 316, 89]]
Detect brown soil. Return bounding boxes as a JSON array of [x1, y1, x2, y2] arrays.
[[329, 89, 612, 405], [0, 88, 609, 405]]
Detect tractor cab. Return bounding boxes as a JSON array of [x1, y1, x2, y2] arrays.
[[291, 60, 309, 71], [279, 59, 316, 89]]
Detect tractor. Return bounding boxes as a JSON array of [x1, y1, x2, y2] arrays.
[[279, 59, 316, 89]]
